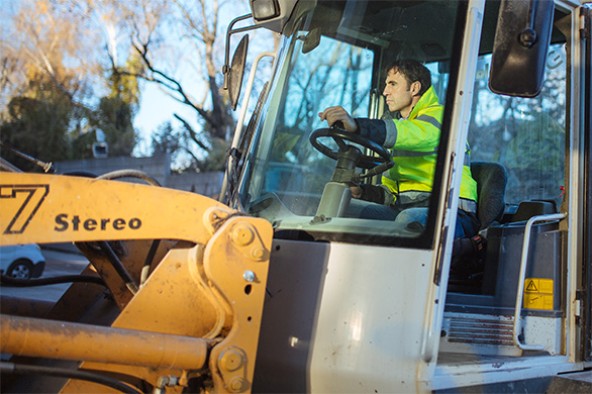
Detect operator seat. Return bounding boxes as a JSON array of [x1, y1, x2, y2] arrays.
[[471, 161, 508, 229], [449, 161, 507, 291]]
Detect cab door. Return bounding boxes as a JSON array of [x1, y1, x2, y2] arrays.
[[248, 1, 487, 392], [434, 0, 590, 390]]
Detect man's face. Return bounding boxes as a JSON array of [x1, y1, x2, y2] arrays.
[[382, 69, 416, 116]]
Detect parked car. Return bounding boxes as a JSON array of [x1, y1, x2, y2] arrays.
[[0, 244, 46, 280]]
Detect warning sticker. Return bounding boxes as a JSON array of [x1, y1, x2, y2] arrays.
[[523, 278, 554, 310]]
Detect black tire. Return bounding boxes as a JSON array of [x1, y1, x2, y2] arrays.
[[7, 259, 34, 280]]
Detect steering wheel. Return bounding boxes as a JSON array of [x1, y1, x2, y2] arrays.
[[309, 126, 393, 179]]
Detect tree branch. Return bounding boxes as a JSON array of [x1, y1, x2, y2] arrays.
[[173, 113, 209, 151], [129, 41, 216, 127]]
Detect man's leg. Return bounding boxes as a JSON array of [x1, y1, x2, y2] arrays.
[[359, 203, 398, 220], [455, 209, 481, 238], [396, 208, 481, 238], [393, 207, 429, 233], [347, 199, 398, 220], [349, 202, 480, 238]]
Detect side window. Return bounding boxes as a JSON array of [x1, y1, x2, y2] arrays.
[[469, 46, 567, 207]]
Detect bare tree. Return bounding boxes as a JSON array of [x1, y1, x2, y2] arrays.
[[0, 0, 98, 107], [111, 0, 242, 171]]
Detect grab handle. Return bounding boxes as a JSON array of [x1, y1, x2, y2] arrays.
[[513, 213, 566, 350]]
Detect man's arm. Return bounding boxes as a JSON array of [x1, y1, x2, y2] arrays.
[[354, 184, 396, 206], [319, 106, 396, 204], [318, 106, 387, 146]]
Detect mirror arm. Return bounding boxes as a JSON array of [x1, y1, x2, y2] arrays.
[[223, 14, 262, 90], [519, 0, 539, 47]]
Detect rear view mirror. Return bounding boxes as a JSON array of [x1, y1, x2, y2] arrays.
[[228, 35, 249, 110], [302, 28, 321, 53], [489, 0, 554, 97]]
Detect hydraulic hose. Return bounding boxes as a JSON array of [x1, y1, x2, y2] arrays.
[[140, 240, 161, 286], [0, 274, 105, 287], [0, 362, 144, 394], [97, 241, 139, 294], [97, 169, 161, 186]]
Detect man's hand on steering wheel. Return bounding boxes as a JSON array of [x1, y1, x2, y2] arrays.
[[318, 106, 358, 133], [309, 111, 394, 182], [311, 107, 396, 213], [349, 185, 363, 199]]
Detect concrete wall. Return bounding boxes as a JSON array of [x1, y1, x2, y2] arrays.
[[54, 155, 223, 198], [166, 171, 223, 198]]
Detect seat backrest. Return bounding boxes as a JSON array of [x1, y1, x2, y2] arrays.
[[470, 162, 507, 229]]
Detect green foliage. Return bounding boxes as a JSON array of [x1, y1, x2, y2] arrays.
[[1, 71, 139, 167], [93, 96, 137, 157], [502, 113, 565, 203], [1, 91, 72, 171], [107, 55, 143, 105], [151, 122, 181, 155], [69, 126, 97, 161]]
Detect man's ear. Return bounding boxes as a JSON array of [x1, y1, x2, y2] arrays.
[[410, 81, 421, 96]]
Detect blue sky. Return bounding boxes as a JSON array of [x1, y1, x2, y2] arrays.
[[133, 83, 194, 155]]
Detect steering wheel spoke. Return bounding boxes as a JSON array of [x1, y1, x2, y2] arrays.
[[332, 136, 349, 152]]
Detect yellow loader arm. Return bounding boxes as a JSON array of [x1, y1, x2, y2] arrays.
[[0, 173, 273, 393]]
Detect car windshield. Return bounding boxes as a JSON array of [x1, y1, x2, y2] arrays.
[[238, 0, 465, 247]]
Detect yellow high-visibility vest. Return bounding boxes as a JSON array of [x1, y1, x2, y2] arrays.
[[381, 86, 478, 202]]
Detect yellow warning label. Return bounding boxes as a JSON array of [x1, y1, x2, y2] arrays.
[[526, 280, 538, 292], [523, 278, 554, 310]]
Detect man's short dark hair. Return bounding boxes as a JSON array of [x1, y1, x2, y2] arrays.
[[386, 60, 432, 96]]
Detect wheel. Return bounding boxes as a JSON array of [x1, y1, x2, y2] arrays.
[[309, 126, 393, 180], [7, 259, 34, 280]]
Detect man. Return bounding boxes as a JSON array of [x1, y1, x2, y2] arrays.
[[318, 59, 479, 238]]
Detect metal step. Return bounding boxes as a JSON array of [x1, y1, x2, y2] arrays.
[[440, 312, 522, 356], [435, 369, 592, 393]]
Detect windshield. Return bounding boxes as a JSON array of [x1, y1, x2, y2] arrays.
[[238, 0, 465, 246]]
